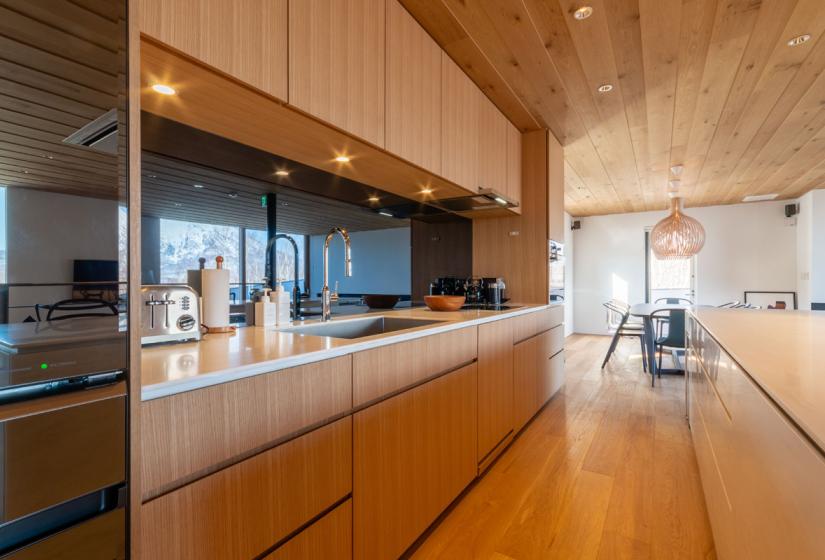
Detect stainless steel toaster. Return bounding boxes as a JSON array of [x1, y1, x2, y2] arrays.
[[140, 285, 201, 345]]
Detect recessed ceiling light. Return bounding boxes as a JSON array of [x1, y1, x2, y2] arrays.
[[193, 184, 204, 189], [368, 196, 380, 202], [151, 84, 176, 95], [788, 34, 811, 47], [227, 192, 238, 199], [597, 84, 613, 93], [173, 202, 182, 207], [334, 155, 351, 163], [378, 210, 394, 218], [573, 6, 593, 20], [147, 174, 157, 179], [670, 165, 684, 176], [742, 193, 778, 202], [421, 187, 433, 195], [274, 170, 290, 177]]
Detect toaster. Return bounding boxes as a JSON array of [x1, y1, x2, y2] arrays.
[[140, 285, 201, 345]]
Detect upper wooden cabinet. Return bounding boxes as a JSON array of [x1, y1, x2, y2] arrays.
[[478, 96, 508, 195], [441, 53, 480, 191], [548, 131, 565, 241], [506, 121, 522, 213], [289, 0, 386, 147], [139, 0, 288, 101], [385, 0, 442, 175]]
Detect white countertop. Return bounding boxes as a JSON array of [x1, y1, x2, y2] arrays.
[[690, 308, 825, 452], [141, 304, 557, 400]]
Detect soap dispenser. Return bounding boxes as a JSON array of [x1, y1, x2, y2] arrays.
[[274, 280, 292, 325], [254, 288, 276, 327]]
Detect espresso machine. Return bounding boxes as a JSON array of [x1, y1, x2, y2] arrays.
[[429, 277, 513, 309]]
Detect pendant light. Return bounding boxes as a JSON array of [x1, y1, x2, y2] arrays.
[[650, 197, 705, 259]]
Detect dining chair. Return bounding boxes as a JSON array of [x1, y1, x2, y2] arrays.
[[651, 308, 686, 378], [654, 297, 693, 305], [718, 301, 739, 308], [601, 301, 647, 372]]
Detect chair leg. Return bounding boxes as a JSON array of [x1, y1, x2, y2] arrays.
[[602, 330, 622, 369], [657, 344, 664, 377], [639, 336, 647, 372]]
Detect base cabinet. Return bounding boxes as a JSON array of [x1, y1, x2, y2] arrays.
[[265, 499, 352, 560], [513, 324, 564, 433], [477, 319, 514, 463], [353, 363, 478, 560]]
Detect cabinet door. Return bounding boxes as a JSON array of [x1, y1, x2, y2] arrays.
[[289, 0, 386, 146], [478, 96, 508, 194], [385, 0, 442, 174], [353, 363, 477, 560], [477, 319, 514, 463], [441, 54, 480, 190], [506, 121, 522, 213], [139, 0, 288, 100], [513, 336, 538, 433], [265, 499, 352, 560]]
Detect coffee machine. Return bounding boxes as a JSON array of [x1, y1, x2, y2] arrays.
[[429, 277, 513, 309]]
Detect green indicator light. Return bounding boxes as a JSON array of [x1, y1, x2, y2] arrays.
[[40, 363, 48, 370]]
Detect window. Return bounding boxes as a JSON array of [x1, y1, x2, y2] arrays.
[[645, 231, 695, 303], [0, 187, 5, 283], [159, 218, 240, 284]]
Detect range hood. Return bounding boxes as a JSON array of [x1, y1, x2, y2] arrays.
[[63, 108, 119, 155], [433, 189, 519, 213]]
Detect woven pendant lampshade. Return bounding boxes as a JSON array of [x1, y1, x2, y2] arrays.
[[650, 197, 705, 259]]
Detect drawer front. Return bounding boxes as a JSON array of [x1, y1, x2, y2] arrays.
[[544, 324, 564, 358], [141, 417, 352, 560], [352, 326, 477, 406], [512, 307, 562, 344], [265, 499, 352, 560], [538, 349, 565, 406], [142, 356, 352, 497], [512, 336, 538, 433]]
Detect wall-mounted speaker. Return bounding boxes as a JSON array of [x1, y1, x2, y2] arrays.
[[571, 220, 582, 230], [785, 203, 799, 218]]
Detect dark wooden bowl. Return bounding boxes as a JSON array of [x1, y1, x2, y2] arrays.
[[363, 294, 400, 309], [424, 295, 466, 312]]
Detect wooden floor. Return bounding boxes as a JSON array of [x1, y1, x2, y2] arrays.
[[411, 334, 715, 560]]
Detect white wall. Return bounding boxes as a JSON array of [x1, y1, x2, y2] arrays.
[[310, 227, 411, 296], [563, 212, 574, 336], [7, 188, 119, 321], [796, 189, 825, 309], [573, 200, 798, 334]]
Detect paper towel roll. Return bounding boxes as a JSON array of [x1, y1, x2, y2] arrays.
[[201, 268, 230, 328]]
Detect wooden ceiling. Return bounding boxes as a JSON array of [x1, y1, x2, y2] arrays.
[[402, 0, 825, 216], [0, 0, 123, 200], [142, 152, 409, 235]]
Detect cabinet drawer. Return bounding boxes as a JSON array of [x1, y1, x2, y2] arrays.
[[544, 324, 564, 358], [265, 499, 352, 560], [538, 349, 564, 406], [142, 356, 352, 497], [512, 307, 563, 344], [141, 417, 352, 560], [352, 326, 477, 406]]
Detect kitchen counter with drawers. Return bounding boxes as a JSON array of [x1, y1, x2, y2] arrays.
[[686, 308, 825, 559]]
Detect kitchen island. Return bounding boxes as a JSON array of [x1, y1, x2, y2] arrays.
[[139, 303, 564, 560], [686, 308, 825, 560]]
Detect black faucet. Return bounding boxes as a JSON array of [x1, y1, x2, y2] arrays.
[[265, 234, 302, 320]]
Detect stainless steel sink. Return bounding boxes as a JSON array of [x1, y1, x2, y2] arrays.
[[278, 316, 445, 339]]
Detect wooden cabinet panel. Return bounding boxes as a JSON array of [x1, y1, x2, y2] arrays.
[[353, 363, 477, 560], [139, 0, 288, 100], [477, 319, 514, 463], [386, 0, 442, 174], [513, 335, 538, 433], [478, 96, 508, 194], [352, 326, 477, 406], [441, 53, 480, 190], [265, 499, 352, 560], [512, 306, 563, 344], [548, 130, 565, 241], [506, 121, 522, 214], [538, 346, 564, 407], [141, 356, 352, 498], [289, 0, 385, 146], [141, 418, 352, 560]]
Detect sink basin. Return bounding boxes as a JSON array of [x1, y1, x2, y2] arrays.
[[278, 316, 445, 339]]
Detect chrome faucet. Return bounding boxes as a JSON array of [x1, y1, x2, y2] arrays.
[[265, 234, 302, 319], [322, 227, 352, 321]]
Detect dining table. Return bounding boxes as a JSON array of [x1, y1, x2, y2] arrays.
[[629, 303, 690, 384]]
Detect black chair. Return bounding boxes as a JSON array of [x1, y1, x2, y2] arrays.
[[654, 297, 693, 305], [36, 299, 119, 321], [650, 308, 686, 383], [601, 301, 648, 372]]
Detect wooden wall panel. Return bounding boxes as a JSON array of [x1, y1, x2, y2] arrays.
[[139, 0, 288, 100], [140, 418, 352, 560], [385, 0, 442, 174], [410, 217, 473, 302], [353, 363, 477, 560], [141, 356, 352, 498], [289, 0, 386, 146]]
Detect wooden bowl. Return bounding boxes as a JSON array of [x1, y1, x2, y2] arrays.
[[424, 295, 466, 312], [363, 294, 400, 309]]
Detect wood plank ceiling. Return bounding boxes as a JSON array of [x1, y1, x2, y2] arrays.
[[0, 0, 123, 201], [402, 0, 825, 216]]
